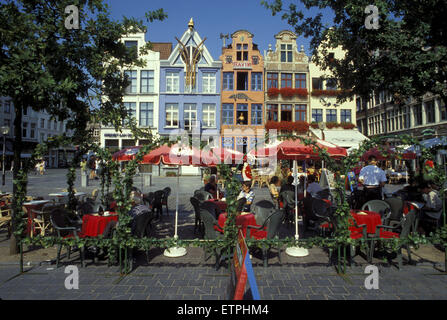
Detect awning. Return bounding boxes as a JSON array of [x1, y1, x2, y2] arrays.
[[310, 128, 369, 149]]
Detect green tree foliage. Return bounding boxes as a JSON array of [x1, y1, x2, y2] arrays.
[[261, 0, 447, 106], [0, 0, 166, 252]]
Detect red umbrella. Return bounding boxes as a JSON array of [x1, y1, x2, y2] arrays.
[[249, 138, 347, 160], [141, 143, 204, 166], [200, 146, 245, 166], [361, 147, 416, 162], [112, 146, 142, 161]]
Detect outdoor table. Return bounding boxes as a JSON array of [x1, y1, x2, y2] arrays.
[[217, 212, 266, 239], [48, 192, 87, 203], [205, 199, 227, 212], [82, 213, 118, 237], [23, 200, 51, 236], [350, 210, 382, 234]]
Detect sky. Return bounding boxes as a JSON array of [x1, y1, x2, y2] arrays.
[[105, 0, 334, 58]]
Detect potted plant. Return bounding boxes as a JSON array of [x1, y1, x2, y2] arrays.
[[267, 87, 280, 98]]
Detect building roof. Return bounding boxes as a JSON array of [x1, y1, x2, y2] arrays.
[[151, 42, 172, 59]]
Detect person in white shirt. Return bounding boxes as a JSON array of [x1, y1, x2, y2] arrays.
[[358, 156, 387, 203], [306, 174, 323, 198]]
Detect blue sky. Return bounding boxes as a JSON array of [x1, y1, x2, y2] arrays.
[[105, 0, 334, 58]]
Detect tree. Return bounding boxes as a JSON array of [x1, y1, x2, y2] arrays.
[[0, 0, 166, 253], [261, 0, 447, 109]]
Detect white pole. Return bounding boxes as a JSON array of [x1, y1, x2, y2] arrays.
[[285, 159, 309, 257]]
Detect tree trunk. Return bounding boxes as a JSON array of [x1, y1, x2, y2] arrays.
[[10, 100, 23, 255]]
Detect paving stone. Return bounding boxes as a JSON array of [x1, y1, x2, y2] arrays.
[[278, 286, 297, 295], [160, 287, 180, 295], [329, 286, 348, 295], [307, 294, 327, 300], [310, 286, 332, 295], [201, 294, 219, 300], [131, 293, 149, 300], [271, 294, 291, 300]]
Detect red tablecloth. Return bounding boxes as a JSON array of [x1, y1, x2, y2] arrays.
[[217, 213, 266, 239], [206, 199, 227, 212], [350, 210, 382, 234], [82, 214, 118, 237]]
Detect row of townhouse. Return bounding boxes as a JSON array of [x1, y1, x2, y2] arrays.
[[99, 19, 366, 159], [0, 98, 74, 168]]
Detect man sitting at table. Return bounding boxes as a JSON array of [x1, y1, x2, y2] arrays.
[[418, 182, 443, 234], [237, 181, 255, 213], [307, 174, 323, 198], [204, 175, 221, 199]]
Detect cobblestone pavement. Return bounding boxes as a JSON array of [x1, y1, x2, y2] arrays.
[[1, 261, 447, 300]]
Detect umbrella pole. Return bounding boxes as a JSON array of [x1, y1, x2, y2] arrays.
[[164, 165, 187, 257], [285, 159, 309, 257]]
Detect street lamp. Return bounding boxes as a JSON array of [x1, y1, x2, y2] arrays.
[[1, 126, 10, 185]]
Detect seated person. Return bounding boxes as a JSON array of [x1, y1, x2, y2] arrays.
[[420, 182, 443, 220], [237, 181, 255, 213], [306, 174, 323, 198], [204, 175, 220, 199], [279, 175, 295, 194], [269, 176, 281, 201]]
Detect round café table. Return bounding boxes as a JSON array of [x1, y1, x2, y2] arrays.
[[350, 210, 382, 234]]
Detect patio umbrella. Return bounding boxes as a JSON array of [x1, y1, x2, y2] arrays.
[[361, 147, 416, 162], [112, 146, 142, 161], [199, 146, 245, 166]]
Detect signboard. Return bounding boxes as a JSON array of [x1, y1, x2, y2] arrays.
[[233, 61, 252, 69], [231, 230, 260, 300], [104, 133, 133, 138]]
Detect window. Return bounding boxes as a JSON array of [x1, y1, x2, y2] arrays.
[[440, 100, 447, 121], [40, 118, 45, 129], [236, 72, 248, 91], [60, 122, 63, 131], [222, 104, 234, 125], [166, 72, 179, 93], [251, 73, 262, 91], [124, 102, 136, 120], [295, 104, 306, 121], [267, 73, 278, 89], [222, 137, 234, 149], [40, 133, 45, 143], [183, 104, 197, 130], [124, 40, 138, 59], [251, 104, 262, 125], [280, 44, 293, 62], [414, 105, 423, 125], [295, 73, 306, 89], [124, 40, 138, 48], [312, 78, 323, 90], [312, 109, 323, 123], [236, 44, 248, 61], [124, 70, 137, 93], [236, 104, 248, 125], [23, 122, 28, 138], [30, 123, 36, 139], [326, 109, 337, 122], [425, 100, 435, 123], [4, 100, 10, 113], [267, 104, 278, 121], [281, 73, 292, 88], [281, 105, 293, 122], [223, 73, 234, 91], [139, 102, 153, 127], [165, 104, 179, 127], [236, 136, 248, 154], [252, 56, 259, 65], [202, 104, 216, 128], [325, 78, 337, 90], [141, 70, 154, 93], [202, 73, 216, 94], [341, 109, 351, 123]]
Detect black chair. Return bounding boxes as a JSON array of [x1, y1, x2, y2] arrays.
[[190, 197, 204, 237], [76, 202, 94, 217], [126, 208, 157, 271], [162, 187, 171, 215], [361, 200, 391, 223], [152, 190, 165, 218], [194, 190, 213, 202], [369, 209, 417, 268], [246, 209, 284, 268], [200, 200, 221, 220], [200, 207, 225, 270], [50, 208, 86, 268], [312, 199, 336, 237], [280, 190, 296, 226], [253, 200, 276, 226], [384, 198, 404, 227]]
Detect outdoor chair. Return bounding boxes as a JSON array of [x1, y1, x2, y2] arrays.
[[253, 200, 276, 226], [200, 207, 225, 270], [280, 190, 296, 226], [152, 190, 165, 218], [361, 200, 391, 223], [0, 203, 12, 238], [200, 199, 221, 220], [31, 203, 59, 237], [76, 202, 94, 217], [383, 198, 404, 227], [368, 209, 417, 268], [190, 197, 204, 237], [246, 209, 284, 268], [126, 208, 157, 271], [50, 208, 87, 268], [194, 190, 213, 202], [162, 187, 171, 216]]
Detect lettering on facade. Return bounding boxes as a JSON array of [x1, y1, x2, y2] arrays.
[[233, 61, 252, 69], [104, 133, 133, 138]]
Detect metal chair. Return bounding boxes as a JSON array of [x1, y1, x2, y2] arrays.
[[162, 187, 171, 215], [384, 198, 404, 227], [200, 207, 225, 270], [31, 203, 60, 237], [152, 190, 165, 218], [253, 200, 276, 226], [190, 197, 204, 237], [246, 209, 284, 268], [280, 190, 295, 226], [194, 190, 213, 202]]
